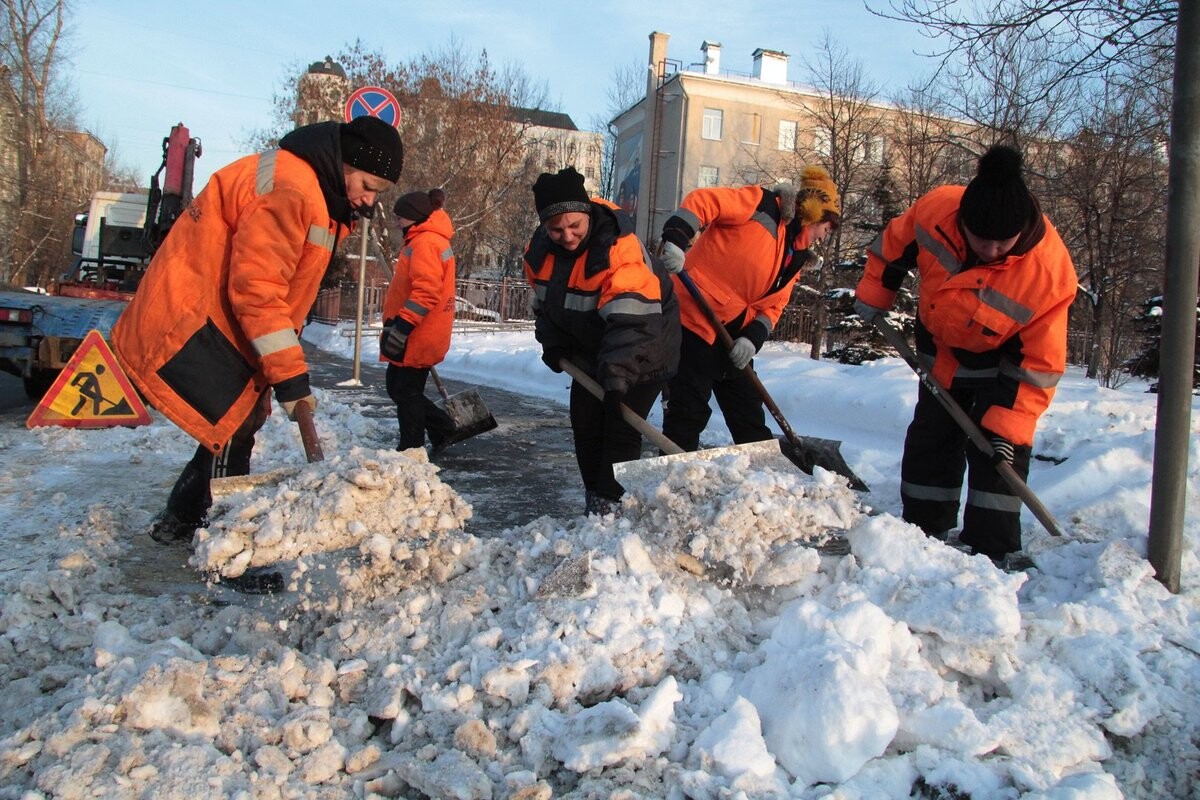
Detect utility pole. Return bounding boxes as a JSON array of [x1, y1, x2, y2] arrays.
[[1148, 3, 1200, 593]]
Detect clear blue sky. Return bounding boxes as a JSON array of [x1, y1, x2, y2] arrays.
[[67, 1, 939, 188]]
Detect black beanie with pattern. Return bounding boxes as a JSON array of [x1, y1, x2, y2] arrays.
[[339, 116, 404, 183], [532, 167, 591, 221]]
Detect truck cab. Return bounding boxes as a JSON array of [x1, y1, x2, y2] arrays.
[[58, 191, 155, 301]]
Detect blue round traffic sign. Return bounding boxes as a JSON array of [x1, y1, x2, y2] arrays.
[[345, 86, 401, 127]]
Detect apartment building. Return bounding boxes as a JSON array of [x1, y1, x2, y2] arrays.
[[611, 31, 975, 244]]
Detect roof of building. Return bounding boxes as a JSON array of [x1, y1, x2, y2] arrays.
[[509, 106, 578, 131]]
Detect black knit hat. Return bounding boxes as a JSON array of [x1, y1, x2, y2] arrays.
[[339, 116, 404, 183], [959, 145, 1037, 240], [394, 191, 434, 224], [532, 167, 590, 221]]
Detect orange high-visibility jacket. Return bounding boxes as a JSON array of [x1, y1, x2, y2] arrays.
[[380, 208, 456, 369], [669, 184, 812, 345], [857, 185, 1078, 445], [524, 198, 679, 394], [112, 148, 347, 453]]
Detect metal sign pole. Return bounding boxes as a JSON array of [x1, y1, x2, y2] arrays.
[[342, 83, 400, 389], [350, 217, 369, 386]]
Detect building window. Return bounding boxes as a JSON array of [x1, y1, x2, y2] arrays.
[[702, 108, 723, 141], [740, 113, 760, 145], [698, 165, 720, 188], [868, 134, 885, 164], [855, 134, 886, 164], [813, 128, 831, 158], [778, 120, 797, 151]]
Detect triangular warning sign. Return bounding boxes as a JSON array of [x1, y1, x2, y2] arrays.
[[27, 329, 152, 429]]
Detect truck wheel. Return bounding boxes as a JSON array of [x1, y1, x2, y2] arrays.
[[23, 370, 58, 400]]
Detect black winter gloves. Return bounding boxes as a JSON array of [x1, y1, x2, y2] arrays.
[[989, 435, 1016, 466], [541, 347, 570, 374], [603, 389, 625, 419], [660, 214, 695, 251], [380, 317, 415, 362], [273, 373, 316, 421]]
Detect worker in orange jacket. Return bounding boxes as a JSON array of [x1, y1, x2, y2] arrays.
[[855, 144, 1078, 561], [657, 167, 840, 451], [524, 167, 680, 515], [379, 188, 460, 452], [113, 116, 403, 564]]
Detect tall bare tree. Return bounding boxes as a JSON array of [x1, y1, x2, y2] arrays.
[[883, 81, 965, 205], [873, 1, 1177, 111], [1056, 81, 1169, 386], [252, 38, 553, 280], [0, 0, 94, 287], [791, 31, 889, 360], [592, 59, 644, 200]]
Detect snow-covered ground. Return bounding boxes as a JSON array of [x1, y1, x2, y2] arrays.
[[1, 322, 1197, 799]]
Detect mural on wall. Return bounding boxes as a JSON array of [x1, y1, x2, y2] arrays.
[[614, 131, 643, 217]]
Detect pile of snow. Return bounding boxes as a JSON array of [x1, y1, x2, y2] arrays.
[[1, 326, 1198, 798], [191, 447, 472, 584]]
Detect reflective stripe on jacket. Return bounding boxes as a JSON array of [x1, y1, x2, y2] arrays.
[[857, 185, 1078, 445], [670, 184, 811, 346], [523, 198, 680, 394], [381, 208, 456, 368], [112, 149, 346, 453]]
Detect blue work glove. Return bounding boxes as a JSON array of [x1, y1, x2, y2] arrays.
[[728, 337, 756, 370], [989, 435, 1015, 466], [380, 318, 413, 362], [854, 298, 887, 323], [660, 241, 686, 274]]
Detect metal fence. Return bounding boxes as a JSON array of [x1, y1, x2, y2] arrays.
[[310, 278, 861, 345], [309, 277, 535, 332]]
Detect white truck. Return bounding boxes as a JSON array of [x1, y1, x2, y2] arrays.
[[0, 124, 201, 397]]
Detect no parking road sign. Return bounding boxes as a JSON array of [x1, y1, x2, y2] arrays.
[[345, 86, 401, 127]]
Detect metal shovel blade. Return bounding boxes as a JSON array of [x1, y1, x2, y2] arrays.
[[613, 435, 867, 496], [436, 388, 498, 446], [779, 435, 869, 492]]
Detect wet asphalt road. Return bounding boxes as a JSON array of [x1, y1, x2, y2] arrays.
[[2, 348, 586, 600], [305, 344, 587, 533]]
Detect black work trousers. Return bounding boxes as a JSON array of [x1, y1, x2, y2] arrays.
[[385, 364, 457, 451], [661, 327, 772, 452], [900, 381, 1031, 558], [165, 390, 272, 524], [569, 377, 664, 501]]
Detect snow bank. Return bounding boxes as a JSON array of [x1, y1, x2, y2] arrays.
[[1, 370, 1198, 798]]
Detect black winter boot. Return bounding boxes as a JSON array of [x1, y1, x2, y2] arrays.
[[584, 490, 619, 517], [150, 456, 213, 545]]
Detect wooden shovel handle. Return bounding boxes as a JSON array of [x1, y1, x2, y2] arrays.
[[429, 366, 452, 403], [294, 400, 325, 463], [675, 269, 802, 445], [558, 359, 684, 455], [872, 317, 1062, 537]]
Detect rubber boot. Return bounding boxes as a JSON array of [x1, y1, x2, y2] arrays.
[[150, 456, 213, 545], [218, 567, 285, 595], [584, 489, 619, 517]]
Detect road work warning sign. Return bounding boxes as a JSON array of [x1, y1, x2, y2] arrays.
[[26, 329, 152, 429]]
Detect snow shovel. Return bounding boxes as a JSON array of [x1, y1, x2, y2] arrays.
[[870, 316, 1063, 537], [558, 358, 685, 456], [560, 360, 822, 496], [210, 400, 325, 498], [430, 366, 498, 448], [675, 268, 869, 491]]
